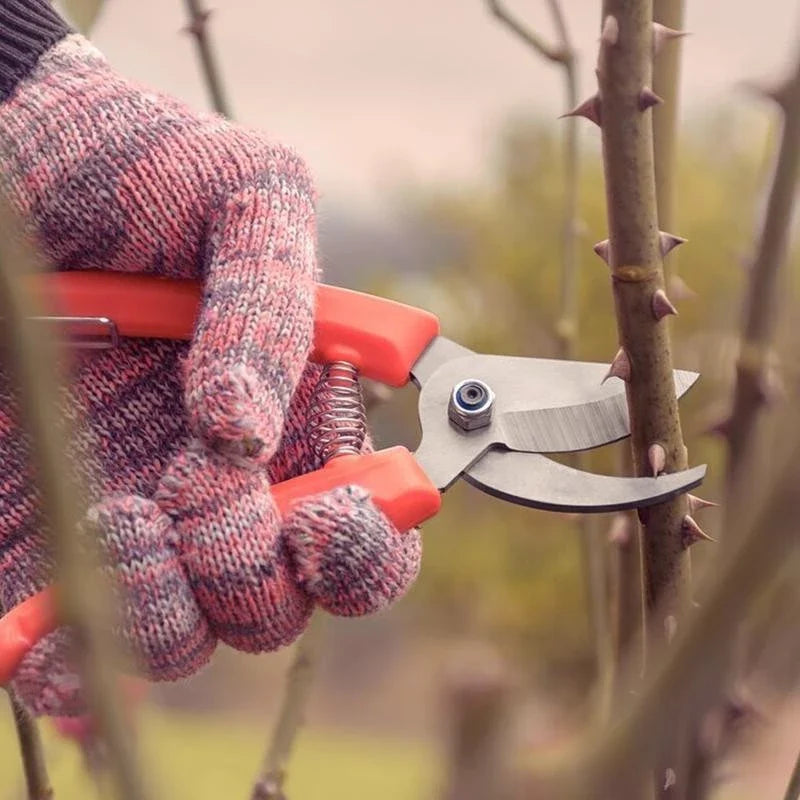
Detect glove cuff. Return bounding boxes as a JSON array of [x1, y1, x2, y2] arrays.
[[0, 0, 73, 102]]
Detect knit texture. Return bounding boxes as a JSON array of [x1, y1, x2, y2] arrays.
[[0, 0, 72, 102], [0, 33, 422, 716]]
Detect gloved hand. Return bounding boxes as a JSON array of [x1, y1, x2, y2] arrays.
[[0, 17, 421, 716]]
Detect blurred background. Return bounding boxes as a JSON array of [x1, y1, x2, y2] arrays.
[[2, 1, 799, 797]]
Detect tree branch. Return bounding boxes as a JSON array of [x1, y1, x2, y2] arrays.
[[485, 0, 570, 64], [442, 646, 516, 800], [182, 0, 233, 117], [784, 748, 800, 800], [651, 0, 686, 239], [5, 687, 53, 800], [0, 203, 149, 800], [595, 1, 694, 793], [250, 613, 325, 800], [725, 42, 800, 497], [527, 409, 800, 797]]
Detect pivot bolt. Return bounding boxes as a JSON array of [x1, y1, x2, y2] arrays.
[[448, 379, 495, 431]]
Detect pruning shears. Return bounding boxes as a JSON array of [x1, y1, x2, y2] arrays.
[[0, 272, 706, 684]]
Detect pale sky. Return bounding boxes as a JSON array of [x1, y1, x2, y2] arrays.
[[84, 0, 799, 212]]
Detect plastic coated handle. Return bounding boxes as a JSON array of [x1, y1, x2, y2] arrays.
[[0, 588, 58, 686], [272, 447, 441, 533], [0, 448, 440, 685], [36, 273, 440, 386]]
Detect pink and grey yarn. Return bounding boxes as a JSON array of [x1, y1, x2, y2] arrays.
[[0, 1, 421, 716]]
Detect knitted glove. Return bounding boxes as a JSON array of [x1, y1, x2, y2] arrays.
[[0, 5, 421, 717]]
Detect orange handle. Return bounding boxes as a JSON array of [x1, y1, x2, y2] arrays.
[[0, 449, 440, 685], [272, 447, 441, 533], [36, 273, 440, 387], [0, 588, 58, 686]]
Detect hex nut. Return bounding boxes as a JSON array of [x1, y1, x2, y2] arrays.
[[448, 379, 495, 431]]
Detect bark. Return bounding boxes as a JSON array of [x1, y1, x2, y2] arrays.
[[597, 1, 692, 793]]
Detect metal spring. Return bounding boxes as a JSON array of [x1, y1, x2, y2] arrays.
[[308, 361, 367, 463]]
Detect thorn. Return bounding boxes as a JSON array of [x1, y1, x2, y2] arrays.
[[648, 443, 667, 476], [757, 364, 786, 405], [593, 239, 610, 263], [602, 348, 631, 383], [561, 95, 602, 127], [638, 87, 664, 111], [705, 415, 732, 439], [601, 15, 619, 46], [659, 231, 687, 258], [651, 289, 678, 321], [182, 10, 212, 37], [681, 514, 716, 548], [608, 513, 632, 546], [653, 22, 690, 55], [665, 615, 678, 644], [688, 495, 719, 514], [667, 274, 696, 301], [663, 768, 677, 791]]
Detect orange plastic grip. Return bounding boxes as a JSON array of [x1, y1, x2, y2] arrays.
[[0, 588, 58, 686], [272, 447, 441, 533], [36, 273, 440, 386], [310, 285, 439, 387]]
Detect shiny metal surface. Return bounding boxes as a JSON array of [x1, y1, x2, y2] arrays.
[[411, 339, 705, 512]]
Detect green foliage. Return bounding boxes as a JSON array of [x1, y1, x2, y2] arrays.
[[56, 0, 105, 34], [368, 108, 792, 692]]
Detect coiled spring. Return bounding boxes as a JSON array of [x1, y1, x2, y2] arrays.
[[308, 361, 367, 463]]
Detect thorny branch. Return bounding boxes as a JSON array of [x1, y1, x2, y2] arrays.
[[5, 686, 53, 800], [182, 0, 233, 117], [593, 2, 696, 794], [526, 404, 800, 797], [724, 42, 800, 498], [0, 204, 148, 800]]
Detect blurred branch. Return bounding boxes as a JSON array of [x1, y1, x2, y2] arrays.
[[0, 205, 148, 800], [724, 42, 800, 498], [529, 411, 800, 797], [250, 614, 325, 800], [442, 646, 516, 800], [595, 2, 694, 794], [486, 0, 616, 721], [5, 687, 53, 800], [250, 382, 389, 799], [485, 0, 570, 64], [651, 0, 686, 249], [784, 749, 800, 800], [182, 0, 233, 117]]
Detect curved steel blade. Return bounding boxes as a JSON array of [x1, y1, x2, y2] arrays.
[[414, 347, 699, 457], [463, 450, 707, 513]]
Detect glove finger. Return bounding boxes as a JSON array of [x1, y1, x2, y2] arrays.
[[156, 445, 313, 652], [284, 486, 422, 617], [92, 494, 217, 681], [184, 147, 317, 464]]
